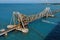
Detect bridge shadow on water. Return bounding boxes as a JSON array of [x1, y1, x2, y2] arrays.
[[44, 22, 60, 40]]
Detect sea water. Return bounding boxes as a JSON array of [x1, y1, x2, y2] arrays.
[[0, 3, 60, 40]]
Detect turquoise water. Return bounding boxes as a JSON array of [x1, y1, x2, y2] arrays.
[[0, 4, 60, 40]]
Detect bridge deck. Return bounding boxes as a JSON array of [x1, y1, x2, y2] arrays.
[[0, 26, 17, 36]]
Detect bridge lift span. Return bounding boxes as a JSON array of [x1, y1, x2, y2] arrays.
[[0, 7, 60, 36]]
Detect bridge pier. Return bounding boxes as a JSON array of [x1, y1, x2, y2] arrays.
[[5, 33, 8, 36]]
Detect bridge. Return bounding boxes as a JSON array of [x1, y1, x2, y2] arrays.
[[0, 25, 17, 36], [0, 7, 60, 36], [28, 7, 54, 22], [28, 7, 60, 22]]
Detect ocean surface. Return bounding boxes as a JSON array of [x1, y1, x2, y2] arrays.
[[0, 3, 60, 40]]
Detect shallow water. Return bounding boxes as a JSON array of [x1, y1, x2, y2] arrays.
[[0, 3, 60, 40]]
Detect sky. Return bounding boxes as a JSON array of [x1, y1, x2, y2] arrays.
[[0, 0, 60, 3]]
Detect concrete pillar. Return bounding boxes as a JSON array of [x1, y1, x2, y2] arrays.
[[5, 33, 7, 36]]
